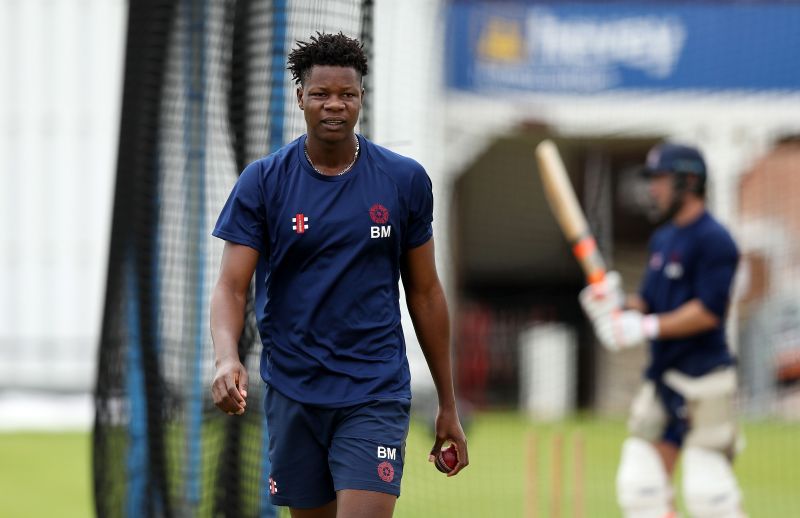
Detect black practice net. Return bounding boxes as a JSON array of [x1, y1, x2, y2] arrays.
[[93, 1, 372, 516]]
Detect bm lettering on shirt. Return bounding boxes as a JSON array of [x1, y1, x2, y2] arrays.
[[370, 225, 391, 239]]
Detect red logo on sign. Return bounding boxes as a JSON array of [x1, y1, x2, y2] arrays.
[[369, 204, 389, 224], [377, 461, 395, 483]]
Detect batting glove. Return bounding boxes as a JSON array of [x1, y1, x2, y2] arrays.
[[594, 310, 659, 352], [579, 271, 625, 322]]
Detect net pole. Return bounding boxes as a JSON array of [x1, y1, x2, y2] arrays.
[[359, 0, 374, 139]]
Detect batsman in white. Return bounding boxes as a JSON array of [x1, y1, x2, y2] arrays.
[[580, 143, 744, 518]]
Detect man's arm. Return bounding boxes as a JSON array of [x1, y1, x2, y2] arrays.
[[652, 298, 720, 339], [401, 238, 469, 476], [625, 293, 648, 313], [593, 298, 721, 351], [210, 242, 260, 415]]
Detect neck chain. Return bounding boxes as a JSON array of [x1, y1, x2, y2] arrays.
[[304, 135, 360, 176]]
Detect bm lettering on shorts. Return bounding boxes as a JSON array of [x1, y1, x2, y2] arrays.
[[377, 445, 397, 460], [376, 445, 397, 483]]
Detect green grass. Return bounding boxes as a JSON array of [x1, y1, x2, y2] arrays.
[[399, 414, 621, 517], [399, 413, 800, 517], [0, 432, 92, 518], [2, 415, 799, 517]]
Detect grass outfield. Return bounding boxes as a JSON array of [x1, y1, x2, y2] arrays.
[[1, 414, 798, 517], [0, 432, 92, 517], [400, 414, 800, 517]]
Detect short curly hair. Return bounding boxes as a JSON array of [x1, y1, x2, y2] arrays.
[[287, 32, 368, 85]]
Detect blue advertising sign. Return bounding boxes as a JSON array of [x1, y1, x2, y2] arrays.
[[446, 2, 800, 93]]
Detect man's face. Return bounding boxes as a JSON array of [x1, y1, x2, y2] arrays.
[[648, 173, 675, 217], [297, 65, 363, 144]]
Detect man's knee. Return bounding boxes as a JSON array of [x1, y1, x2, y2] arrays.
[[289, 499, 337, 518], [627, 382, 668, 442], [616, 437, 672, 518], [682, 447, 741, 518], [335, 489, 396, 518]]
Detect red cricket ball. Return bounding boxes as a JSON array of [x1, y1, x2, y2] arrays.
[[434, 444, 458, 473]]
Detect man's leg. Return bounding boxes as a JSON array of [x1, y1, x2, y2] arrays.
[[655, 440, 680, 476], [265, 387, 338, 510], [336, 489, 396, 518], [682, 447, 741, 517], [663, 369, 742, 517], [617, 382, 674, 518], [290, 500, 337, 518], [328, 399, 410, 518], [616, 437, 674, 518]]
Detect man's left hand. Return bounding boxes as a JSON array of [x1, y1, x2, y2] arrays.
[[594, 310, 659, 352]]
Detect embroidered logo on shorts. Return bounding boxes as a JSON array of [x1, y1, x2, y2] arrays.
[[269, 476, 278, 495], [377, 461, 395, 483], [369, 204, 389, 224]]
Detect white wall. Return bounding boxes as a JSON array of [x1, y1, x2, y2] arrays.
[[373, 0, 448, 393], [0, 0, 126, 391]]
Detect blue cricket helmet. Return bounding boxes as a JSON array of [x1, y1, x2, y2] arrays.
[[643, 142, 707, 178]]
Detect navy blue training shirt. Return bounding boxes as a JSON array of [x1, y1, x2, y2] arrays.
[[639, 211, 739, 380], [213, 134, 433, 406]]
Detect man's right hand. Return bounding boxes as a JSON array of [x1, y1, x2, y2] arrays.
[[428, 405, 469, 477], [579, 270, 625, 322], [211, 358, 249, 415]]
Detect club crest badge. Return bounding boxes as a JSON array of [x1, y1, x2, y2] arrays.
[[377, 461, 395, 483], [369, 204, 389, 224]]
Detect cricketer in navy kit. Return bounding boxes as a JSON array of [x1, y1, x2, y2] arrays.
[[580, 143, 744, 518], [209, 33, 467, 518]]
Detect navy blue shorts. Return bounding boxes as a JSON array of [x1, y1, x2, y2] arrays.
[[655, 382, 689, 447], [264, 386, 411, 509]]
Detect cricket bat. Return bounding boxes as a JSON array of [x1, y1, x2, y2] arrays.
[[535, 139, 606, 285]]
